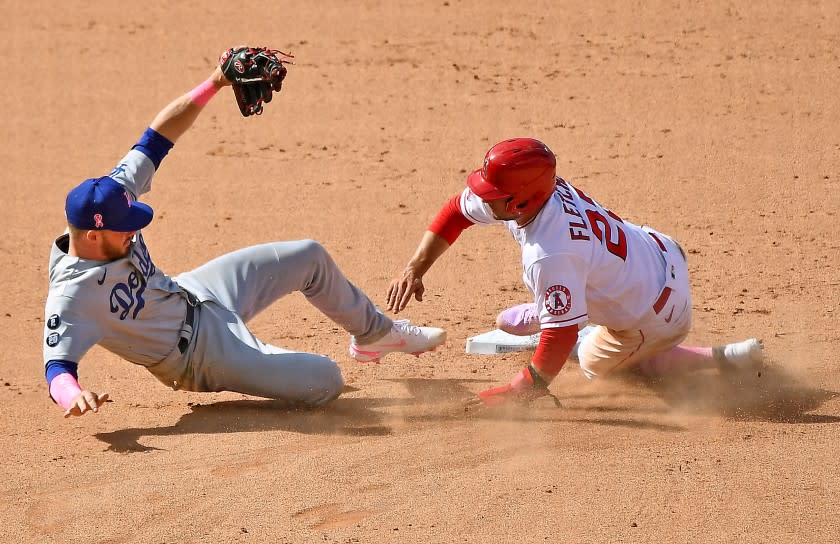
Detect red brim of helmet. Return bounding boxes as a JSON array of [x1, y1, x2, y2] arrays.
[[466, 168, 510, 200]]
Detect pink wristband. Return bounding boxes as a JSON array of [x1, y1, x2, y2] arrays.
[[50, 373, 83, 411], [188, 78, 219, 107]]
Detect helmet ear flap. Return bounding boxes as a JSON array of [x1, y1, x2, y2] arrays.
[[506, 184, 555, 216], [507, 198, 531, 215]]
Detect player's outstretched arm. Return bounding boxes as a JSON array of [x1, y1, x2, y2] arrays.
[[387, 230, 451, 313], [63, 390, 110, 418], [388, 194, 475, 313], [149, 66, 231, 144]]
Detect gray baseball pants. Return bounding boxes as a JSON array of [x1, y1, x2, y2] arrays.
[[148, 240, 392, 406]]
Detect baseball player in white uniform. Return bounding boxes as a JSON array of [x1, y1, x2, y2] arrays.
[[43, 51, 446, 418], [387, 138, 762, 406]]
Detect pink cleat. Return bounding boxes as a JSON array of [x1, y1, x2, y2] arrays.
[[496, 303, 541, 336], [349, 319, 446, 363]]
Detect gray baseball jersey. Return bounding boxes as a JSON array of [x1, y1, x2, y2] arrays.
[[44, 149, 187, 366], [44, 141, 392, 406]]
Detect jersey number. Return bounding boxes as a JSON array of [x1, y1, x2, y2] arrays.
[[577, 189, 628, 261]]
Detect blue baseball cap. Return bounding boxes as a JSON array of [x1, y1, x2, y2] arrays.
[[65, 176, 154, 232]]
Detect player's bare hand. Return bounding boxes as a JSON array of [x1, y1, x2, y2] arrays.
[[64, 391, 110, 418], [211, 66, 233, 87], [463, 395, 486, 411], [387, 269, 425, 313]]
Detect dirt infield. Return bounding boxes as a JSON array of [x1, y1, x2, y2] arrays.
[[2, 1, 838, 542]]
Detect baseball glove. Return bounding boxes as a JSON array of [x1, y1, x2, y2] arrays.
[[219, 47, 293, 117]]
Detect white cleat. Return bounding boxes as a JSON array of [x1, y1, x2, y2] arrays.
[[349, 319, 447, 363], [716, 338, 764, 371]]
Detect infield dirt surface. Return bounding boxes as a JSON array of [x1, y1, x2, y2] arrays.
[[2, 1, 839, 543]]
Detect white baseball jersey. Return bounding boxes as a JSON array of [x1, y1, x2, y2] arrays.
[[459, 177, 670, 331]]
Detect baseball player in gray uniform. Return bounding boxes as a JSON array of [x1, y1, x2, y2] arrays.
[[43, 50, 446, 418]]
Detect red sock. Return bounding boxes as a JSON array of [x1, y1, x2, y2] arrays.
[[639, 345, 715, 376]]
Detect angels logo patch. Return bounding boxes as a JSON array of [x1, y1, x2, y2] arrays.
[[544, 284, 572, 316]]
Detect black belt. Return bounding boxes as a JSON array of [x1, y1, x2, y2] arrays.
[[178, 294, 198, 354], [185, 303, 196, 326]]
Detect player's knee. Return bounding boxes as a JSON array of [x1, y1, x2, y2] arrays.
[[296, 239, 327, 261], [577, 343, 604, 379], [291, 239, 335, 274], [324, 363, 345, 397], [494, 312, 510, 332], [305, 358, 344, 407], [496, 320, 522, 336], [496, 314, 508, 332], [494, 303, 540, 336]]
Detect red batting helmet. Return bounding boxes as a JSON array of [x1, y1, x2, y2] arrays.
[[466, 138, 557, 216]]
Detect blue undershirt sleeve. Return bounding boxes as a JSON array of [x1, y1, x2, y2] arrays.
[[131, 128, 174, 170], [45, 360, 79, 385]]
